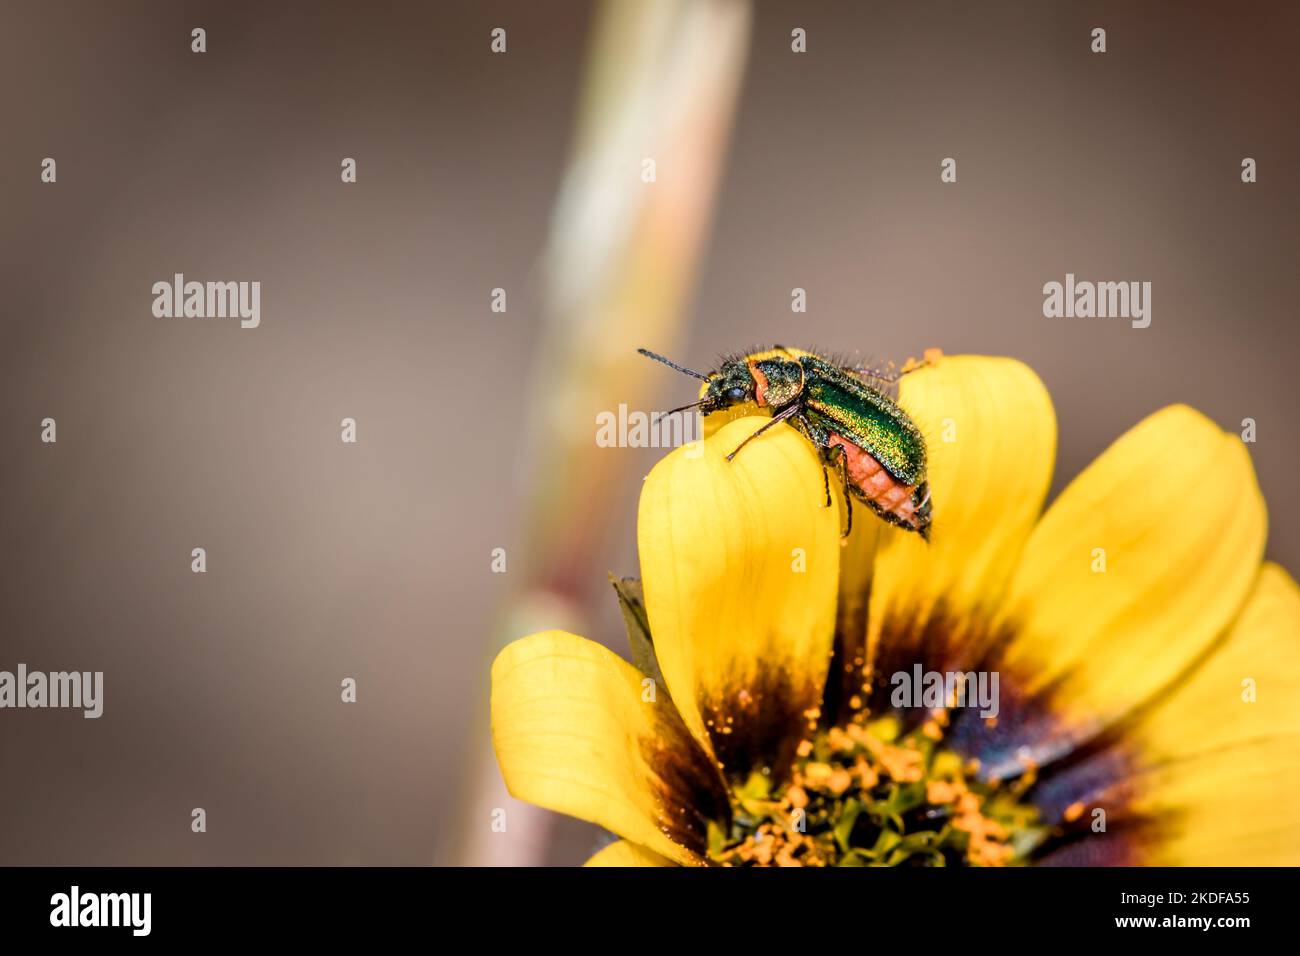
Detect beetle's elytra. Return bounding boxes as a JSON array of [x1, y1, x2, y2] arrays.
[[640, 345, 934, 539]]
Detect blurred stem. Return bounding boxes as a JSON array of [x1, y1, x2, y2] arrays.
[[453, 0, 751, 865]]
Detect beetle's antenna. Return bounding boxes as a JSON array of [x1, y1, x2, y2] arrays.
[[658, 399, 705, 417], [638, 348, 709, 381]]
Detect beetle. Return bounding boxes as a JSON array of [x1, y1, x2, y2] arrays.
[[639, 345, 934, 539]]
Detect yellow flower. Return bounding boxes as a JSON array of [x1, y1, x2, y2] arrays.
[[491, 354, 1299, 866]]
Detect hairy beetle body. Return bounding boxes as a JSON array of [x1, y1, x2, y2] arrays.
[[640, 345, 935, 539]]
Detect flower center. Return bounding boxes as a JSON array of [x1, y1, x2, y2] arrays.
[[707, 713, 1044, 866]]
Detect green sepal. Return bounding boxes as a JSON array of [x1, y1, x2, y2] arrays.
[[608, 574, 667, 692]]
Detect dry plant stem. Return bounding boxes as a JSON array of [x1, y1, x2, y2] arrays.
[[454, 0, 751, 866]]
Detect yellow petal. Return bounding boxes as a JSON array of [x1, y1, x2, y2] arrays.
[[638, 414, 840, 782], [491, 630, 728, 865], [824, 515, 884, 724], [1128, 563, 1300, 864], [584, 840, 676, 867], [982, 405, 1267, 777], [865, 355, 1056, 699]]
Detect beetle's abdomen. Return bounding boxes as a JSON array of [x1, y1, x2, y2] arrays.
[[828, 434, 920, 527], [803, 374, 926, 486]]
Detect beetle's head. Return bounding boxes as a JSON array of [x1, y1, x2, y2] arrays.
[[700, 360, 757, 414]]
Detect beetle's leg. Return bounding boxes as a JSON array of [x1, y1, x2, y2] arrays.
[[820, 442, 854, 537], [847, 348, 943, 387], [725, 402, 801, 461], [826, 443, 855, 537], [898, 348, 944, 376], [846, 360, 900, 383], [843, 361, 903, 398], [838, 449, 854, 537], [781, 413, 830, 506]]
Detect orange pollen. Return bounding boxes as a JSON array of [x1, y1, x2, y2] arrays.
[[707, 717, 1038, 868]]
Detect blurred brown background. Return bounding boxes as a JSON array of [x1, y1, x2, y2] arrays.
[[1, 1, 1296, 865]]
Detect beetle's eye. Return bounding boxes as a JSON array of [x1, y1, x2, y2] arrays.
[[725, 386, 747, 402]]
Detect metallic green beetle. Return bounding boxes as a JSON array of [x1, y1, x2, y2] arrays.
[[640, 345, 933, 539]]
